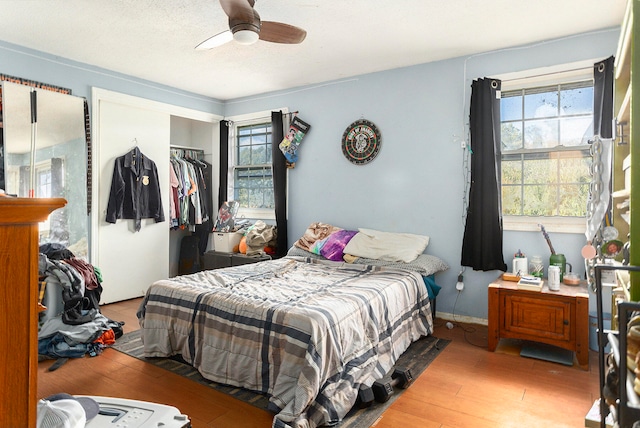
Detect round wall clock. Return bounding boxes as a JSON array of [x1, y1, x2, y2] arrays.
[[341, 119, 381, 165]]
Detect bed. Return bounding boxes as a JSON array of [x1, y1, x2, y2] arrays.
[[137, 225, 447, 428]]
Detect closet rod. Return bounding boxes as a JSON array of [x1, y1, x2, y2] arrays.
[[170, 144, 205, 152]]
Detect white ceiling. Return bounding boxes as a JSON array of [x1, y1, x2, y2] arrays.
[[0, 0, 626, 101]]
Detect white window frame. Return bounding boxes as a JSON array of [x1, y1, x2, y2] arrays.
[[225, 108, 288, 220], [35, 159, 55, 198], [496, 61, 596, 234], [34, 158, 58, 238]]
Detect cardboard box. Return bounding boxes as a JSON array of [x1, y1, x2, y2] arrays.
[[211, 232, 243, 253]]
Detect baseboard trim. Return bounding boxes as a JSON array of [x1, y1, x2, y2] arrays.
[[436, 311, 488, 326]]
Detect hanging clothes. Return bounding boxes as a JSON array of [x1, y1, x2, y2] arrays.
[[106, 146, 165, 232], [193, 158, 214, 254], [169, 160, 181, 227], [170, 155, 191, 227], [169, 148, 212, 235]]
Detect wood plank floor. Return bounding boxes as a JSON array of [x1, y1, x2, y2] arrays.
[[37, 298, 600, 427]]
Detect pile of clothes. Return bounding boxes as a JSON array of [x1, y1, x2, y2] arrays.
[[37, 243, 123, 366]]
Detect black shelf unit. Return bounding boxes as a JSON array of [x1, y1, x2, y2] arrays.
[[202, 251, 271, 270], [595, 264, 640, 428]]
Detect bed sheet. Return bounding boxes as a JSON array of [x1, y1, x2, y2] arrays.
[[137, 256, 432, 428]]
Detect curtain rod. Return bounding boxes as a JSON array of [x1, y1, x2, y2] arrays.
[[500, 65, 593, 84], [225, 110, 298, 125]]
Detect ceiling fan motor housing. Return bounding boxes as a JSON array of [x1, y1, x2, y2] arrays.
[[229, 9, 260, 44], [194, 1, 306, 49]]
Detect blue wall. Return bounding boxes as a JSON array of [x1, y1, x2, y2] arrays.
[[0, 41, 223, 115], [224, 29, 620, 320], [0, 28, 619, 320]]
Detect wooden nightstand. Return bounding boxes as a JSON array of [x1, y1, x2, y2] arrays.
[[488, 278, 589, 370]]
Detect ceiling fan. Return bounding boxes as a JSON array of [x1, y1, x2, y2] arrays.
[[195, 0, 307, 49]]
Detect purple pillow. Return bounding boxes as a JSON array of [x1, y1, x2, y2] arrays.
[[320, 230, 358, 261]]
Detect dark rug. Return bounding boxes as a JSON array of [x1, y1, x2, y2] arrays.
[[111, 330, 449, 427]]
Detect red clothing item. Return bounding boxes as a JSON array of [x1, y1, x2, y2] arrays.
[[64, 257, 99, 290], [93, 329, 116, 345]]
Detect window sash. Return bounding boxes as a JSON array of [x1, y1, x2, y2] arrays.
[[501, 148, 591, 217], [500, 80, 593, 220], [35, 161, 54, 198], [230, 122, 275, 212]]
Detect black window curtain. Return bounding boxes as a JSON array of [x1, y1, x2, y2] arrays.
[[593, 56, 614, 139], [217, 120, 230, 210], [271, 111, 288, 258], [461, 78, 508, 272]]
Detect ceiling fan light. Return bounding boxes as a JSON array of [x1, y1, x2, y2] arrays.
[[195, 31, 234, 50], [233, 29, 259, 45]]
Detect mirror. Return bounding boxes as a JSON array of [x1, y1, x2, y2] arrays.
[[1, 81, 88, 258]]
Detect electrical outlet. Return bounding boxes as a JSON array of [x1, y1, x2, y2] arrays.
[[460, 140, 466, 149], [456, 274, 464, 291]]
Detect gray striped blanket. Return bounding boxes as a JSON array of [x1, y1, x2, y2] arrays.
[[137, 256, 433, 428]]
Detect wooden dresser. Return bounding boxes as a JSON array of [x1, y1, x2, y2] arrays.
[[487, 277, 589, 370], [0, 197, 66, 427]]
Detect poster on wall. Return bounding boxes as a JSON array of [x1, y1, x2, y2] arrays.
[[278, 116, 311, 168], [214, 200, 239, 232]]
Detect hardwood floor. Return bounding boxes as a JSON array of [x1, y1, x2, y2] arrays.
[[37, 298, 600, 427]]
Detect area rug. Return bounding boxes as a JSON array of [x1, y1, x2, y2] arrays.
[[112, 331, 449, 427]]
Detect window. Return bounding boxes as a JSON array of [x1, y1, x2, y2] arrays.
[[227, 108, 287, 219], [34, 159, 58, 239], [500, 77, 594, 232], [35, 161, 53, 198], [231, 121, 275, 218]]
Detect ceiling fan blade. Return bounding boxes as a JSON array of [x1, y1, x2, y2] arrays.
[[219, 0, 255, 22], [195, 30, 234, 50], [259, 21, 307, 44]]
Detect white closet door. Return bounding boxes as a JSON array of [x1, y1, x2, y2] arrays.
[[96, 101, 170, 303]]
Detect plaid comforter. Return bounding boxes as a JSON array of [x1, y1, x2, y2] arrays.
[[137, 256, 433, 428]]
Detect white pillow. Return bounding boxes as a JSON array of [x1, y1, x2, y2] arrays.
[[343, 228, 430, 263]]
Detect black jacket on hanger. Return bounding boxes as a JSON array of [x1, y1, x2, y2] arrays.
[[106, 146, 164, 232]]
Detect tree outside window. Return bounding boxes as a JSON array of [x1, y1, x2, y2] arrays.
[[233, 122, 275, 210], [500, 81, 593, 219]]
